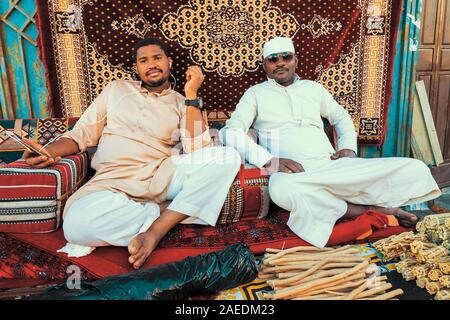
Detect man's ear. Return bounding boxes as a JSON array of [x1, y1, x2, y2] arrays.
[[262, 60, 267, 73], [168, 57, 173, 68]]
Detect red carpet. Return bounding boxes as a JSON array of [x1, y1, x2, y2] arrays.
[[0, 209, 410, 289]]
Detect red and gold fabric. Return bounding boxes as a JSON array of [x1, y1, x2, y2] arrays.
[[36, 0, 402, 144]]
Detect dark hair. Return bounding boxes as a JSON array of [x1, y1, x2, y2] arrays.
[[133, 37, 169, 60]]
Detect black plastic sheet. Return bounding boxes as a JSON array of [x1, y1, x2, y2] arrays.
[[31, 243, 258, 300]]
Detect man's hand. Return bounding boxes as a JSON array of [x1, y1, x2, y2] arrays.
[[22, 138, 61, 168], [184, 65, 205, 99], [330, 149, 357, 160], [263, 157, 305, 174]]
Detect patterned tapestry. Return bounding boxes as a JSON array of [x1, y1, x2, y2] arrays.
[[36, 0, 402, 144]]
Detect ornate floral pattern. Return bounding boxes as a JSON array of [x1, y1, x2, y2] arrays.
[[160, 0, 299, 76], [111, 13, 158, 38], [301, 14, 342, 38]]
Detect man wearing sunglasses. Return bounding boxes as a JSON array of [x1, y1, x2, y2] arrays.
[[219, 36, 440, 248]]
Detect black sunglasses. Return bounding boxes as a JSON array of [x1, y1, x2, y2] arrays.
[[266, 52, 294, 64]]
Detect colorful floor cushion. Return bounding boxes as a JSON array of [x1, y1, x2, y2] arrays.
[[0, 209, 410, 290], [0, 154, 89, 233], [218, 164, 270, 224]]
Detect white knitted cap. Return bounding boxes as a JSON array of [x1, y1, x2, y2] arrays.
[[262, 37, 295, 58]]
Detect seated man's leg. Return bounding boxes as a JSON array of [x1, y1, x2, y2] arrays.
[[334, 157, 440, 225], [269, 172, 348, 248], [295, 157, 440, 227], [63, 190, 160, 247], [268, 157, 441, 246], [128, 146, 242, 269]]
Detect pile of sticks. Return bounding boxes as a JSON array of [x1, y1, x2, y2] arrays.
[[374, 226, 450, 300], [372, 231, 427, 260], [259, 245, 403, 300], [416, 212, 450, 249]]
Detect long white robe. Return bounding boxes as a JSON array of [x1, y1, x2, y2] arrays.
[[219, 76, 441, 247], [61, 146, 241, 255]]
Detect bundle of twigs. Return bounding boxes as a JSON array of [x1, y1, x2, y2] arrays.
[[375, 226, 450, 300], [416, 213, 450, 246], [372, 232, 427, 260], [259, 245, 403, 300]]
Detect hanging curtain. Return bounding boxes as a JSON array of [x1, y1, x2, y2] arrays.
[[360, 0, 422, 158]]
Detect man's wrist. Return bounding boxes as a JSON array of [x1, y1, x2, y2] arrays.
[[185, 92, 198, 99]]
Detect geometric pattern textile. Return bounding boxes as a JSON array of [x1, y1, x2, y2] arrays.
[[0, 154, 89, 233], [36, 0, 403, 144], [0, 118, 79, 164], [218, 163, 270, 224], [0, 232, 96, 288]]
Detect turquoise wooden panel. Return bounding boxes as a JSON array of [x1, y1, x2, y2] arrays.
[[0, 0, 48, 119]]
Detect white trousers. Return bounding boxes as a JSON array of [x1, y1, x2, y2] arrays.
[[268, 157, 441, 248], [63, 146, 241, 247]]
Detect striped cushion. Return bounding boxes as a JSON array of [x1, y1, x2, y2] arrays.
[[217, 164, 270, 224], [0, 153, 89, 233]]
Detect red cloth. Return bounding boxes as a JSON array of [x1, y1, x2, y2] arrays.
[[1, 209, 410, 290]]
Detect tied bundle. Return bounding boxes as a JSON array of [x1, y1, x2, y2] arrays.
[[259, 245, 403, 300], [374, 216, 450, 300], [416, 213, 450, 248]]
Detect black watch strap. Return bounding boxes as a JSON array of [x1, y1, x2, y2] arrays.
[[185, 97, 204, 110]]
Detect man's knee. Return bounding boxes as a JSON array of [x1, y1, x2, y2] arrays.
[[207, 146, 242, 174], [269, 174, 296, 207], [403, 158, 432, 177], [63, 205, 97, 246]]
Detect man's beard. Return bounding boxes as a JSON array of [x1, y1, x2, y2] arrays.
[[143, 75, 169, 88]]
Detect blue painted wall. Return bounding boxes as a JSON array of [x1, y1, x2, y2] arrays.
[[0, 0, 49, 119]]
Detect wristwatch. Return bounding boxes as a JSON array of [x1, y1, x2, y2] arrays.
[[185, 97, 204, 110]]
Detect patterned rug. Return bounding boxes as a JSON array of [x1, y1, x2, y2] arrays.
[[0, 209, 409, 290], [36, 0, 402, 144]]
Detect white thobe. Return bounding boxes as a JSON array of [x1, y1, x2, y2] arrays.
[[62, 146, 242, 254], [219, 76, 441, 247]]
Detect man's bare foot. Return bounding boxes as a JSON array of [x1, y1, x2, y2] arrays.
[[370, 206, 418, 228], [128, 232, 161, 269]]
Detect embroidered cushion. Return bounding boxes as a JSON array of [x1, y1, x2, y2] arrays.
[[217, 163, 270, 224], [0, 154, 89, 233]]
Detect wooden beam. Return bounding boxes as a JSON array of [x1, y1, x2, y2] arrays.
[[416, 81, 444, 165], [0, 26, 15, 119], [411, 80, 444, 166]]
